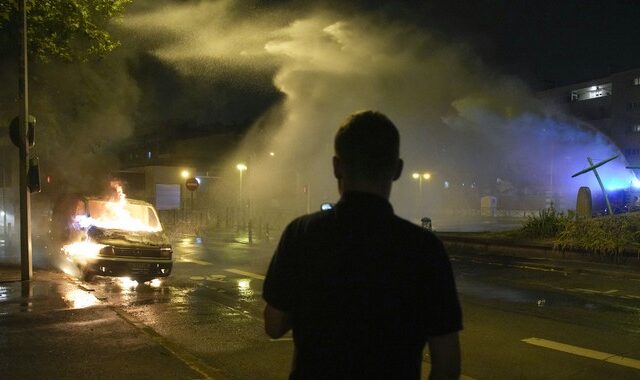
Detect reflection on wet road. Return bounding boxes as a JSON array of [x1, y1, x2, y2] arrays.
[[71, 232, 640, 379]]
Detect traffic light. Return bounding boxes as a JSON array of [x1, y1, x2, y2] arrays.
[[27, 157, 41, 193]]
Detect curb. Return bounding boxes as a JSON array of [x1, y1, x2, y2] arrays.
[[438, 234, 640, 279]]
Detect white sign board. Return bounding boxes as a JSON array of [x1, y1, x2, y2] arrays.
[[155, 184, 180, 210]]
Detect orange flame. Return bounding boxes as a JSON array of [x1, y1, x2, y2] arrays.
[[62, 182, 162, 262]]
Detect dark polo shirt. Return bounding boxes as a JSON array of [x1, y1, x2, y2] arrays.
[[263, 191, 462, 380]]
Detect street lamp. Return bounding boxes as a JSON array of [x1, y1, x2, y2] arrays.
[[412, 172, 431, 218], [236, 163, 247, 202], [179, 169, 191, 213]]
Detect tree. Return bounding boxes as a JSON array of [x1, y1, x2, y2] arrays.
[[0, 0, 131, 62]]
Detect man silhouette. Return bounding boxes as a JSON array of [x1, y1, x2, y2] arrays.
[[263, 110, 462, 379]]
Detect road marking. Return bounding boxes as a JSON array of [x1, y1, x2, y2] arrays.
[[570, 287, 619, 295], [178, 252, 212, 266], [225, 268, 265, 280], [522, 337, 640, 370], [513, 265, 564, 273], [269, 337, 293, 342], [179, 257, 212, 266]]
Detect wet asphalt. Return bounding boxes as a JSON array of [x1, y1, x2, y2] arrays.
[[2, 229, 640, 379]]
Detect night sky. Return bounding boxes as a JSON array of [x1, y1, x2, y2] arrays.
[[413, 0, 640, 88], [305, 0, 640, 89]]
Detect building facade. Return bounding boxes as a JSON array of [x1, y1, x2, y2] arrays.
[[538, 68, 640, 168]]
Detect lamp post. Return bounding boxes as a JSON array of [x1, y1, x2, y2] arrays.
[[179, 169, 190, 217], [236, 163, 247, 203], [236, 163, 248, 232], [412, 172, 431, 218]]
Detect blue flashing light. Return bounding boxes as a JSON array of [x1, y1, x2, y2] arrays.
[[602, 177, 639, 191]]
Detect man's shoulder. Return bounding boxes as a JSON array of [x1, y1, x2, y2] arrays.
[[284, 210, 336, 237], [390, 214, 443, 248]]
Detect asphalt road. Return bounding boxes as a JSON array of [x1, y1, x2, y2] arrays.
[[73, 230, 640, 380]]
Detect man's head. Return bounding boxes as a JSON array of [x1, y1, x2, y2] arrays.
[[333, 111, 403, 197]]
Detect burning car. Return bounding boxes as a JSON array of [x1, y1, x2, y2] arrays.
[[51, 186, 173, 281]]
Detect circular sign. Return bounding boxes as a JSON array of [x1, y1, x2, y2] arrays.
[[185, 177, 199, 191]]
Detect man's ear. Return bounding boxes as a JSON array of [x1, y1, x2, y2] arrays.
[[392, 159, 403, 181], [333, 156, 343, 179]]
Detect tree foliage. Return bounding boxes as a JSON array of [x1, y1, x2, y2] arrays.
[[0, 0, 131, 62]]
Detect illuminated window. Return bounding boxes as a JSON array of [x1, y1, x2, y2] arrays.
[[633, 125, 640, 133], [570, 83, 612, 101], [634, 77, 640, 86]]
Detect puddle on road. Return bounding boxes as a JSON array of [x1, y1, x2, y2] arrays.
[[63, 289, 100, 309]]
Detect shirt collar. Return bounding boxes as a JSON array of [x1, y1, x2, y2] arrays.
[[336, 191, 394, 216]]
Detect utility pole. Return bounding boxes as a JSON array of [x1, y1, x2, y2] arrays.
[[18, 0, 32, 281]]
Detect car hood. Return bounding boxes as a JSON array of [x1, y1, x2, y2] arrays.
[[87, 226, 170, 248]]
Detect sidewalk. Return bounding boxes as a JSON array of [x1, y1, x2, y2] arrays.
[[0, 265, 209, 379]]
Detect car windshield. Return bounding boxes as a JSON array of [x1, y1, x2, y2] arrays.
[[86, 200, 162, 232]]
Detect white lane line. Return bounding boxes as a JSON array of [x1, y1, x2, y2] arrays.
[[269, 337, 294, 342], [569, 288, 619, 295], [179, 258, 212, 266], [178, 252, 212, 266], [225, 268, 265, 280], [522, 337, 640, 370], [512, 265, 565, 273]]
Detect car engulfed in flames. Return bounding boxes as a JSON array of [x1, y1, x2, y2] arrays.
[[52, 187, 172, 281]]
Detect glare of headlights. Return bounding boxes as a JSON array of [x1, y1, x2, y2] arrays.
[[119, 277, 139, 288]]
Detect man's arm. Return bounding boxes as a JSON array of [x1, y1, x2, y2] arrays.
[[264, 303, 292, 339], [427, 332, 461, 380]]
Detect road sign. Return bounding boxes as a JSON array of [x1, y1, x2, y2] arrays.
[[185, 177, 199, 191]]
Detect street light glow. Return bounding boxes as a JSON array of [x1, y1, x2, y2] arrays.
[[412, 173, 420, 179], [236, 163, 247, 172], [423, 173, 431, 180], [181, 170, 190, 179]]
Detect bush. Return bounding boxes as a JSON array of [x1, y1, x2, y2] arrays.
[[555, 213, 640, 255], [520, 207, 571, 239]]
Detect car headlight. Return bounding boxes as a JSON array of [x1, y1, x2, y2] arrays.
[[160, 247, 172, 257], [99, 246, 115, 256]]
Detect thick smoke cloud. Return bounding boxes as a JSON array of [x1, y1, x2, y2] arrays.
[[119, 0, 633, 225]]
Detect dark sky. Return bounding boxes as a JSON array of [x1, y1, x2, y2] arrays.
[[269, 0, 640, 89], [414, 1, 640, 88]]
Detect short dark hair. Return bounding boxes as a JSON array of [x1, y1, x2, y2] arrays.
[[334, 110, 400, 181]]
